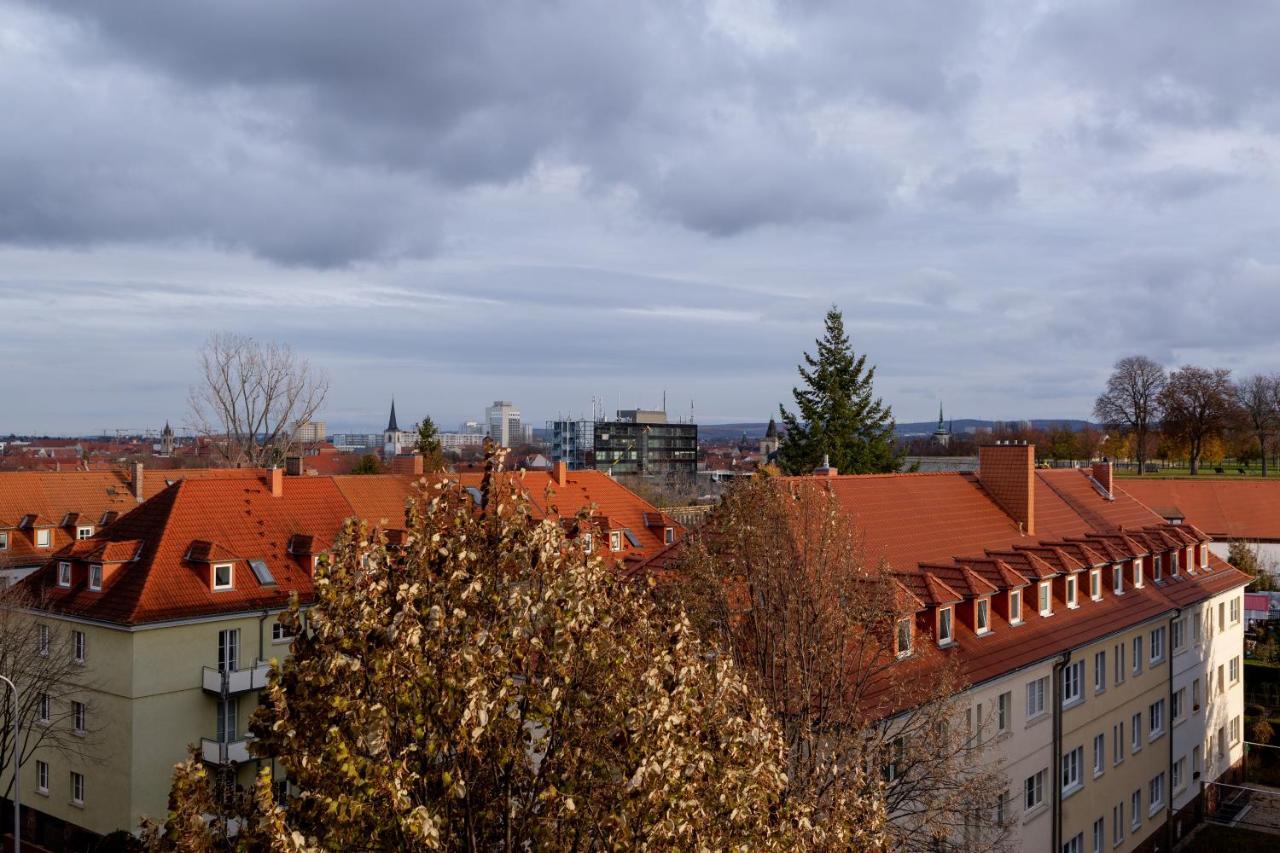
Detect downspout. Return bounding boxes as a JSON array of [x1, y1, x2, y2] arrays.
[[258, 609, 269, 665], [1167, 608, 1179, 849], [1052, 650, 1070, 853]]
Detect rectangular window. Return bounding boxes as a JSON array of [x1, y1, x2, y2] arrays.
[[37, 624, 49, 657], [976, 598, 990, 634], [1231, 715, 1241, 744], [38, 693, 49, 723], [76, 526, 93, 540], [35, 528, 50, 547], [1113, 565, 1123, 594], [272, 622, 295, 643], [1094, 650, 1106, 693], [1219, 726, 1227, 758], [73, 700, 85, 734], [1132, 636, 1143, 675], [71, 771, 84, 805], [1133, 558, 1144, 587], [1062, 746, 1083, 792], [88, 564, 102, 591], [1027, 677, 1047, 719], [609, 531, 621, 552], [1063, 660, 1084, 706], [1173, 756, 1186, 790], [1220, 602, 1226, 633], [1093, 817, 1104, 853], [1201, 545, 1209, 569], [1090, 569, 1101, 600], [1153, 553, 1163, 581], [1193, 678, 1201, 711], [1218, 664, 1225, 693], [895, 619, 912, 656], [1232, 596, 1242, 624], [1173, 618, 1185, 651], [218, 629, 240, 673], [1115, 642, 1126, 685], [1063, 832, 1083, 853], [73, 630, 85, 664], [57, 562, 71, 587], [1193, 611, 1202, 644], [1039, 582, 1052, 615], [1155, 553, 1163, 577], [1025, 769, 1046, 811], [1131, 790, 1141, 830], [1131, 713, 1142, 751], [1150, 627, 1165, 663], [1113, 802, 1124, 843], [1010, 589, 1022, 625], [1230, 656, 1240, 684], [1113, 721, 1124, 765], [938, 607, 953, 645], [1173, 688, 1185, 721], [1193, 745, 1202, 775], [0, 531, 7, 550], [36, 760, 48, 794], [1149, 773, 1165, 813], [997, 691, 1011, 734], [1067, 575, 1078, 608], [664, 527, 674, 545], [217, 699, 237, 744], [1093, 733, 1105, 776], [213, 562, 234, 590], [1150, 699, 1165, 737]]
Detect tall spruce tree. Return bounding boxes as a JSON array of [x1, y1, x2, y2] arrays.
[[414, 415, 447, 472], [777, 306, 901, 475]]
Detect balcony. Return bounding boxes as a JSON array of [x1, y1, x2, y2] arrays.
[[201, 661, 272, 696], [200, 736, 255, 765]]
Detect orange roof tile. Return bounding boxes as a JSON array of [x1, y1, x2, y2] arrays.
[[1120, 479, 1280, 541]]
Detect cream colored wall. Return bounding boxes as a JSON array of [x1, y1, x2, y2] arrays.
[[1060, 614, 1172, 853], [4, 610, 292, 837]]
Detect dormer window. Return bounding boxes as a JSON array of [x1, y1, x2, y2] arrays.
[[896, 618, 913, 657], [609, 531, 622, 552], [937, 606, 954, 646], [89, 564, 103, 591], [582, 533, 593, 554], [57, 562, 71, 588], [0, 531, 7, 550], [1090, 569, 1101, 601], [1185, 547, 1193, 573], [1170, 551, 1179, 577], [1133, 558, 1144, 588], [1152, 555, 1163, 582], [76, 526, 94, 540], [1009, 589, 1023, 625], [1199, 545, 1208, 569], [35, 529, 50, 548], [976, 598, 991, 634], [1038, 582, 1052, 616], [1113, 565, 1124, 595], [1066, 576, 1078, 609], [664, 527, 674, 545], [1154, 554, 1163, 578], [213, 563, 234, 591]]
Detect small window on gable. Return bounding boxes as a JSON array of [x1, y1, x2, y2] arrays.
[[1038, 582, 1052, 616], [609, 531, 621, 552], [1113, 565, 1124, 594], [35, 528, 50, 548], [76, 526, 94, 540], [88, 564, 102, 592], [664, 527, 674, 545], [937, 607, 954, 646], [1009, 589, 1022, 625], [895, 618, 912, 657], [1066, 575, 1078, 608], [57, 562, 71, 588], [976, 598, 991, 634], [213, 563, 234, 591], [1090, 569, 1101, 600]]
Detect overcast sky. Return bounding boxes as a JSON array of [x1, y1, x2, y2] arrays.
[[3, 1, 1280, 435]]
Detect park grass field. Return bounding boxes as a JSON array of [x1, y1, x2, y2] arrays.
[[1114, 465, 1279, 479]]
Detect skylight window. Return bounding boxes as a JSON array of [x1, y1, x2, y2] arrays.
[[249, 559, 276, 586], [623, 529, 641, 548]]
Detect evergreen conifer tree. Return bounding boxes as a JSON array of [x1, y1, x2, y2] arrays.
[[414, 416, 447, 472], [777, 306, 901, 475]]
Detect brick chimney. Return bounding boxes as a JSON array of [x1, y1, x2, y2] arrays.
[[978, 442, 1035, 535], [132, 462, 144, 503], [553, 460, 568, 487], [270, 466, 284, 498], [285, 455, 304, 476], [1091, 460, 1113, 497], [388, 454, 424, 476]]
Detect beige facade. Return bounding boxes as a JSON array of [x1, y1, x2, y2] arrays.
[[2, 608, 292, 837]]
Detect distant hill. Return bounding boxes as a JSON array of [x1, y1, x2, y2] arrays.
[[697, 419, 1096, 442]]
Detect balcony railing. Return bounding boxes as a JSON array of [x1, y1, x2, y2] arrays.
[[201, 661, 272, 696], [200, 736, 255, 765]]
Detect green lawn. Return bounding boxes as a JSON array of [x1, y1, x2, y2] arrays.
[[1179, 824, 1280, 852], [1115, 466, 1278, 479]]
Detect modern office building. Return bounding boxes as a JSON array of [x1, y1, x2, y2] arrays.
[[592, 410, 697, 476], [484, 401, 522, 448], [548, 418, 595, 469]]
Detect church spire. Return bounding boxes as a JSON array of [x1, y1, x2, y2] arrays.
[[937, 402, 945, 430], [386, 399, 399, 432]]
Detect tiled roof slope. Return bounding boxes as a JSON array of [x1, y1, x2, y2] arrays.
[[27, 469, 680, 625], [1119, 478, 1280, 541]]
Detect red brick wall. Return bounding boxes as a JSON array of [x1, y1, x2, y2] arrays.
[[1092, 461, 1113, 494], [978, 444, 1035, 535]]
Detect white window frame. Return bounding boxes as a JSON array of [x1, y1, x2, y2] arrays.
[[997, 691, 1011, 734], [1173, 687, 1185, 722], [1154, 553, 1163, 577], [895, 618, 913, 657], [271, 622, 295, 644], [73, 630, 85, 664], [1093, 733, 1105, 777], [0, 531, 7, 550], [37, 692, 49, 724], [73, 700, 85, 735], [213, 562, 234, 591], [976, 598, 990, 634], [1130, 790, 1141, 831], [664, 527, 674, 545], [1094, 650, 1106, 693], [1200, 545, 1208, 569], [1009, 589, 1022, 625], [1153, 553, 1162, 582], [57, 562, 71, 588], [76, 525, 94, 540], [71, 771, 84, 806], [1113, 565, 1123, 594], [1172, 618, 1184, 652], [1039, 581, 1052, 616], [1025, 768, 1046, 811], [35, 528, 51, 548], [1063, 832, 1083, 853], [1090, 568, 1101, 600], [1132, 635, 1143, 675], [1150, 627, 1165, 664], [1230, 656, 1240, 684], [609, 531, 622, 552], [1149, 699, 1165, 739], [1063, 660, 1084, 707], [937, 606, 954, 646], [1093, 817, 1103, 853], [1148, 773, 1165, 815], [1027, 676, 1047, 719], [36, 760, 48, 795], [88, 564, 103, 592], [1113, 721, 1124, 765], [37, 624, 49, 657], [1066, 575, 1078, 608], [1133, 558, 1144, 587], [1131, 712, 1142, 752], [1173, 756, 1185, 791]]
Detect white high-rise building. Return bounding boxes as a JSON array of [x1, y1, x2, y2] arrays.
[[485, 401, 522, 447]]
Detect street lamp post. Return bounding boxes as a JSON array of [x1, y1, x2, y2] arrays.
[[0, 676, 18, 853]]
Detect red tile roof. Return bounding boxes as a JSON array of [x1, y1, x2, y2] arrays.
[[1119, 478, 1280, 541]]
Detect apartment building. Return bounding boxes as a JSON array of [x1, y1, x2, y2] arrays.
[[782, 444, 1249, 852], [6, 463, 681, 847]]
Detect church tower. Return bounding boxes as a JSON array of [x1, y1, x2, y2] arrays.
[[931, 404, 952, 449], [160, 421, 175, 457], [383, 399, 405, 459]]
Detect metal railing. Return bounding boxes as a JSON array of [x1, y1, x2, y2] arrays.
[[201, 661, 272, 695]]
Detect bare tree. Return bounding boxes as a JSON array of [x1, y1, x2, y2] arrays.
[[1094, 356, 1167, 475], [1236, 374, 1280, 477], [188, 333, 329, 467], [672, 476, 1008, 851], [0, 586, 102, 801], [1160, 365, 1236, 475]]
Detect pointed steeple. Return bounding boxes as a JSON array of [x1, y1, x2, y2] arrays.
[[386, 399, 399, 432], [765, 417, 778, 438], [937, 403, 945, 430]]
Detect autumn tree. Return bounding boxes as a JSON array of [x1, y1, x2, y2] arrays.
[[1235, 374, 1280, 477], [413, 416, 448, 473], [188, 333, 329, 467], [350, 453, 382, 475], [778, 306, 901, 475], [672, 475, 1007, 852], [1094, 356, 1166, 475], [1160, 365, 1236, 475], [1228, 540, 1276, 591], [149, 445, 890, 851]]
